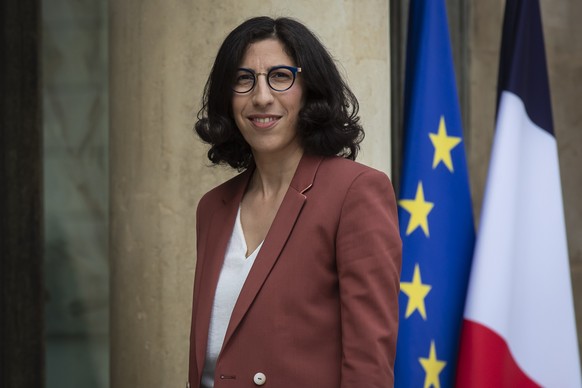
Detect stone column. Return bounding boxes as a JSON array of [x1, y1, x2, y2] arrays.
[[109, 1, 390, 387]]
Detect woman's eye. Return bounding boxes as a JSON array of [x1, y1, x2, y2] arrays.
[[270, 71, 292, 80], [236, 74, 254, 83]]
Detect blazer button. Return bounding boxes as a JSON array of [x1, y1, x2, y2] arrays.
[[253, 372, 267, 386]]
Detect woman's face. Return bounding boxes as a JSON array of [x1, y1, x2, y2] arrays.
[[232, 38, 304, 160]]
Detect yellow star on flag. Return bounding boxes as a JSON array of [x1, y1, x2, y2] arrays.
[[400, 263, 432, 320], [429, 116, 462, 172], [398, 181, 434, 237], [419, 341, 447, 388]]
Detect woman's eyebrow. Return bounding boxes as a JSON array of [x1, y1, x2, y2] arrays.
[[237, 64, 292, 72]]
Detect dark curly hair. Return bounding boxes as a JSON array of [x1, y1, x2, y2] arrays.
[[195, 16, 364, 170]]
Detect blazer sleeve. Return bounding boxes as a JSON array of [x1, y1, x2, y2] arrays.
[[335, 169, 402, 388]]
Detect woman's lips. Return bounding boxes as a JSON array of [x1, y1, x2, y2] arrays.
[[249, 115, 281, 128]]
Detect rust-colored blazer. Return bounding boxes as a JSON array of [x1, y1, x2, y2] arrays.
[[188, 154, 402, 388]]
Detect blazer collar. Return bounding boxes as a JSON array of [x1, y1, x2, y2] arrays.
[[288, 153, 322, 194], [218, 152, 323, 204], [222, 153, 323, 341]]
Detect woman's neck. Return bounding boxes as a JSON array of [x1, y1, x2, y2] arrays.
[[249, 147, 304, 199]]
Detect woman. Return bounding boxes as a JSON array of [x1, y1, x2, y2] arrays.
[[188, 16, 401, 388]]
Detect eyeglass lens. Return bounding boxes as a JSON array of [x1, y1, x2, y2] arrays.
[[233, 66, 298, 93]]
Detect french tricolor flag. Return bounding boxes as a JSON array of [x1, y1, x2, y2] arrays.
[[456, 0, 582, 387]]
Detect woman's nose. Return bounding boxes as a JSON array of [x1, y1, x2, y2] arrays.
[[251, 75, 274, 106]]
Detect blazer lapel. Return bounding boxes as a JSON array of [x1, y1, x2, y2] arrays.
[[221, 154, 324, 348], [194, 169, 253, 375]]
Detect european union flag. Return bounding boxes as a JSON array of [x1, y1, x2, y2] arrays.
[[394, 1, 475, 387]]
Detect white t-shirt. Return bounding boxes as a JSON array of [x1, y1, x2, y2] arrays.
[[201, 206, 263, 388]]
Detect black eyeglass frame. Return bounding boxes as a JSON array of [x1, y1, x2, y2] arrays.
[[232, 65, 302, 94]]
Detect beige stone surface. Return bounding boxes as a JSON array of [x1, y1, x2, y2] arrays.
[[468, 0, 582, 358], [109, 1, 390, 387]]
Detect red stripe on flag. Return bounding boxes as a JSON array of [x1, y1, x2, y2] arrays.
[[456, 320, 540, 387]]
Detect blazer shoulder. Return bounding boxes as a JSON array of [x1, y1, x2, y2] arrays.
[[319, 157, 392, 184]]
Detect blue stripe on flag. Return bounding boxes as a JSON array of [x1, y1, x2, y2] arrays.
[[497, 0, 553, 134]]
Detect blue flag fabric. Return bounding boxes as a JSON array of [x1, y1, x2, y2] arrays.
[[394, 1, 475, 387]]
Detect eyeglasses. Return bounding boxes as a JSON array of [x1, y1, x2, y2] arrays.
[[232, 65, 302, 94]]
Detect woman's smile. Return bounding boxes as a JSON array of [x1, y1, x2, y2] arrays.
[[248, 114, 281, 128]]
